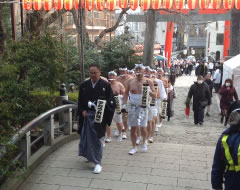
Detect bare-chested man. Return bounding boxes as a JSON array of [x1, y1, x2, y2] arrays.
[[106, 71, 125, 142], [156, 68, 168, 128], [116, 65, 133, 139], [123, 64, 156, 155]]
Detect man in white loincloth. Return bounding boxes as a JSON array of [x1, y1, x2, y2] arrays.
[[123, 64, 156, 155], [117, 65, 133, 139], [107, 71, 125, 142]]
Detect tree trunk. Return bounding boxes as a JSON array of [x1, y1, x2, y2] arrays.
[[229, 10, 240, 56], [0, 3, 7, 53], [143, 10, 156, 67]]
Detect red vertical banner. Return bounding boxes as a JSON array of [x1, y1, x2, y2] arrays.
[[211, 0, 221, 9], [107, 0, 115, 10], [119, 0, 128, 8], [44, 0, 53, 10], [188, 0, 197, 9], [96, 0, 105, 10], [75, 0, 84, 9], [140, 0, 150, 10], [86, 0, 94, 10], [164, 22, 174, 68], [129, 0, 139, 10], [152, 0, 161, 9], [223, 21, 231, 58], [54, 0, 63, 10], [223, 0, 234, 9], [162, 0, 173, 9], [24, 0, 32, 10], [33, 0, 42, 10], [174, 0, 184, 9], [236, 0, 240, 9]]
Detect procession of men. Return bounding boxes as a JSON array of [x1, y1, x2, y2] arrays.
[[78, 63, 169, 174]]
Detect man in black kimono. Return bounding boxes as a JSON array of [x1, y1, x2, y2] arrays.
[[78, 64, 115, 174]]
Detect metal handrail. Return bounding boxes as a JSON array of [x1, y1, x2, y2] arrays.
[[0, 104, 78, 161]]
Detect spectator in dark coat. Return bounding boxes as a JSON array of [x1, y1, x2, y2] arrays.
[[211, 100, 240, 190], [195, 61, 208, 76], [186, 75, 211, 125], [204, 72, 214, 116], [219, 79, 239, 125]]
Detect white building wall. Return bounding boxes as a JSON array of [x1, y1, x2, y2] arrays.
[[155, 22, 167, 46], [206, 21, 225, 60]]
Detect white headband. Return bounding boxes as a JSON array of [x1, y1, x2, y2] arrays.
[[128, 70, 134, 73], [108, 71, 117, 76], [134, 64, 145, 70], [119, 67, 128, 71]]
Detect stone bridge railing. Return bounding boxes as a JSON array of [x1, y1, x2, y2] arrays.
[[0, 104, 79, 190]]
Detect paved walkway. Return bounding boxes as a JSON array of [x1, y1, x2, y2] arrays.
[[19, 74, 226, 190]]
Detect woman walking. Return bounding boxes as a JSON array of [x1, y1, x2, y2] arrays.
[[219, 79, 238, 125]]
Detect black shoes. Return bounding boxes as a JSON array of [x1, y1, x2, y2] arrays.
[[206, 112, 210, 117]]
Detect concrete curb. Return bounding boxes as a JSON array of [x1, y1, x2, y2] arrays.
[[0, 133, 80, 190]]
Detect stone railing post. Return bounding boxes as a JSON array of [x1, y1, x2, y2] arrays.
[[20, 131, 31, 167], [44, 114, 55, 146], [64, 108, 72, 135]]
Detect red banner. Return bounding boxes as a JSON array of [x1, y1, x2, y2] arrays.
[[211, 0, 221, 9], [188, 0, 197, 9], [199, 0, 210, 8], [223, 21, 231, 57], [96, 0, 105, 10], [140, 0, 150, 10], [151, 0, 161, 9], [54, 0, 63, 10], [223, 0, 234, 9], [107, 0, 115, 10], [44, 0, 53, 10], [75, 0, 84, 9], [24, 0, 32, 10], [33, 0, 42, 10], [174, 0, 184, 9], [86, 0, 94, 10], [129, 0, 139, 10], [119, 0, 128, 8], [165, 22, 174, 68], [162, 0, 173, 9]]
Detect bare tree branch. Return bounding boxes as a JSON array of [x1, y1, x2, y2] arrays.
[[43, 10, 67, 27], [94, 7, 130, 45]]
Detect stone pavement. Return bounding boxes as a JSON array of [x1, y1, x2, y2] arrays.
[[19, 74, 226, 190]]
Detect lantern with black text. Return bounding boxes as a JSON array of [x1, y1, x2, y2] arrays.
[[188, 0, 197, 9], [119, 0, 128, 8], [107, 0, 115, 10], [140, 0, 150, 10], [24, 0, 32, 10], [86, 0, 94, 10], [174, 0, 184, 9], [162, 0, 173, 9], [33, 0, 42, 10], [97, 0, 105, 10], [44, 0, 53, 10], [211, 0, 221, 9], [199, 0, 210, 8], [129, 0, 139, 10], [223, 0, 234, 9], [54, 0, 63, 10], [64, 0, 73, 10], [236, 0, 240, 9], [152, 0, 161, 9], [75, 0, 84, 9]]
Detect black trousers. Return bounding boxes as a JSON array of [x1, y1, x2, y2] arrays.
[[193, 106, 205, 124]]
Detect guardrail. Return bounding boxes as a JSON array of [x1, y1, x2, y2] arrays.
[[0, 104, 78, 181]]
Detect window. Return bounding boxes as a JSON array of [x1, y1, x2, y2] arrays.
[[66, 13, 73, 25], [88, 11, 92, 18], [94, 12, 100, 19], [135, 23, 140, 31], [216, 33, 224, 45]]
